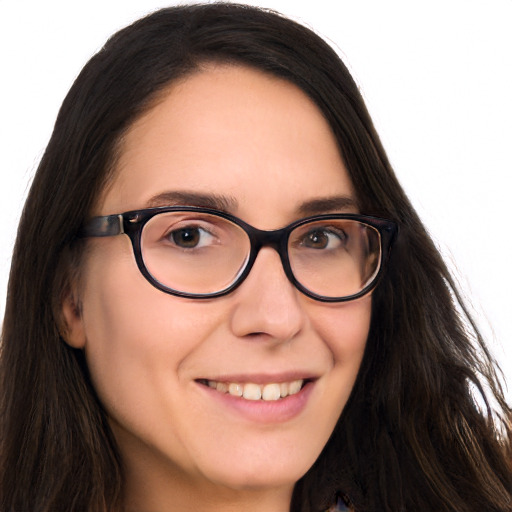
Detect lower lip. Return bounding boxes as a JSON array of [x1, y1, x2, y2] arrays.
[[197, 381, 315, 424]]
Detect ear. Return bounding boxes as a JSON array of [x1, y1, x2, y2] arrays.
[[60, 289, 87, 349]]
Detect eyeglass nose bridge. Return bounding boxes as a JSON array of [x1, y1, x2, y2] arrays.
[[239, 224, 299, 293]]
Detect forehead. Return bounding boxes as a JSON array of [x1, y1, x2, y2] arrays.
[[99, 64, 355, 226]]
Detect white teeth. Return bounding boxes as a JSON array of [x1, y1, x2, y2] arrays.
[[262, 383, 281, 401], [216, 382, 228, 393], [288, 380, 303, 395], [243, 383, 262, 400], [228, 383, 243, 397], [206, 379, 305, 400]]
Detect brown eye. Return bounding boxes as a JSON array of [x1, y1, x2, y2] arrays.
[[301, 228, 346, 249], [168, 227, 205, 248], [304, 230, 329, 248]]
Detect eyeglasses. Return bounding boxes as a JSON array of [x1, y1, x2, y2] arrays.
[[80, 206, 398, 302]]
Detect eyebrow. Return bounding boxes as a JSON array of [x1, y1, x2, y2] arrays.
[[145, 191, 357, 216], [146, 191, 238, 212], [297, 196, 358, 216]]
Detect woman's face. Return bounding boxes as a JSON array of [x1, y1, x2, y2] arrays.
[[64, 65, 371, 501]]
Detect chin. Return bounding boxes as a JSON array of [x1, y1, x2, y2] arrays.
[[197, 449, 313, 492]]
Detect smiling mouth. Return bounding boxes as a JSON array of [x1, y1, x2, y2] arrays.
[[197, 379, 308, 401]]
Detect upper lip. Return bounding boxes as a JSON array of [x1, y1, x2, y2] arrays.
[[196, 371, 319, 384]]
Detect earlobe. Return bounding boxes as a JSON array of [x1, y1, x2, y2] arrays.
[[60, 291, 86, 349]]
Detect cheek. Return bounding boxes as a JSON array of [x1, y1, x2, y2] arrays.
[[78, 240, 224, 419], [309, 294, 371, 410], [311, 295, 372, 362], [295, 296, 371, 452]]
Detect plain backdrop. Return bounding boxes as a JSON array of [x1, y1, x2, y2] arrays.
[[1, 0, 510, 400]]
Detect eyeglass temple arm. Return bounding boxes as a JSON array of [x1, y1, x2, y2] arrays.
[[79, 214, 125, 238]]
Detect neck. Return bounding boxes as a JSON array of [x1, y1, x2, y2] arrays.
[[122, 463, 294, 512], [124, 481, 293, 512]]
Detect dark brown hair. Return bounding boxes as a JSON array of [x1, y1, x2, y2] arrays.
[[1, 4, 511, 511]]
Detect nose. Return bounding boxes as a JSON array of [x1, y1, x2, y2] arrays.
[[229, 247, 306, 343]]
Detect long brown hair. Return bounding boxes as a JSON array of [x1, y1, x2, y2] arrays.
[[1, 4, 510, 511]]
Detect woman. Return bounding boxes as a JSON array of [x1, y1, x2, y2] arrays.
[[1, 4, 510, 511]]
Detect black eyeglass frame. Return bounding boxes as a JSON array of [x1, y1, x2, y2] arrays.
[[80, 206, 398, 302]]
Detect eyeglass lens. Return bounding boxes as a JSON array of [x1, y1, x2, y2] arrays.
[[140, 211, 382, 298]]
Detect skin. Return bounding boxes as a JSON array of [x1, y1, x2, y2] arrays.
[[63, 64, 371, 512]]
